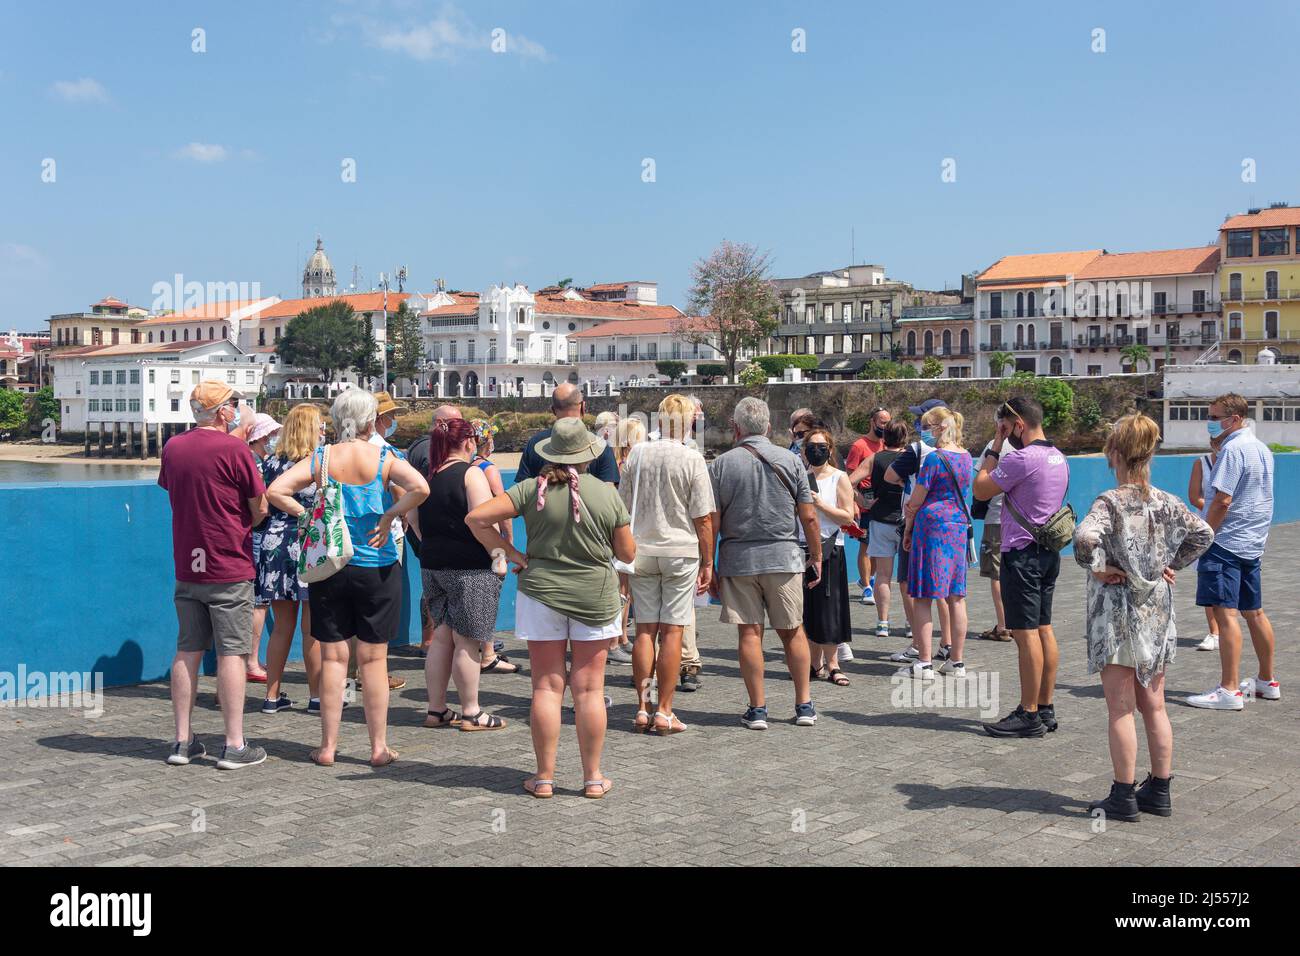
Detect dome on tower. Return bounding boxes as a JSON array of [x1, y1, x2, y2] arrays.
[[302, 236, 337, 298]]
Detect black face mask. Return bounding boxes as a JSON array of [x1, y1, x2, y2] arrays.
[[1006, 428, 1024, 451], [805, 444, 831, 466], [873, 426, 886, 438]]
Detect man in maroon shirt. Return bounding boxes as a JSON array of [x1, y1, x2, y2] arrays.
[[158, 381, 269, 769]]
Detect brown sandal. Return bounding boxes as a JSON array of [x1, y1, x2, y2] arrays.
[[423, 708, 462, 728], [459, 711, 507, 732], [827, 668, 850, 687], [309, 748, 334, 767]]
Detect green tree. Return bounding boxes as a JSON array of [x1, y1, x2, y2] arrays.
[[738, 363, 768, 386], [555, 277, 573, 289], [921, 355, 944, 379], [0, 390, 26, 431], [1035, 378, 1075, 431], [677, 240, 780, 381], [857, 359, 917, 380], [654, 360, 687, 381], [388, 302, 425, 387], [1120, 343, 1151, 372], [277, 300, 366, 385], [28, 386, 59, 428], [753, 354, 818, 377], [353, 315, 383, 385], [696, 363, 727, 383], [988, 351, 1014, 377]]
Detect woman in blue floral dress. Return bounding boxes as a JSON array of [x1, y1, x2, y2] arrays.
[[901, 406, 973, 679], [257, 404, 323, 715]]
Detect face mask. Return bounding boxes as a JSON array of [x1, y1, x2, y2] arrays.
[[873, 426, 886, 438], [385, 419, 397, 439], [1206, 420, 1224, 438], [805, 444, 830, 466], [918, 430, 935, 446], [226, 405, 241, 433], [266, 435, 279, 454]]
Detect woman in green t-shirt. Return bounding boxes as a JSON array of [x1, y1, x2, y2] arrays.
[[467, 417, 635, 801]]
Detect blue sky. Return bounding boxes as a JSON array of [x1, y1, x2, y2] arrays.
[[2, 0, 1297, 330]]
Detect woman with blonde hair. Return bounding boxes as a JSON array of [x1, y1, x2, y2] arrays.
[[1075, 414, 1212, 822], [899, 406, 972, 680], [258, 404, 326, 714], [267, 389, 429, 768], [609, 415, 648, 663]]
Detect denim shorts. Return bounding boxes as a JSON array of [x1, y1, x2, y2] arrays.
[[1195, 542, 1262, 611]]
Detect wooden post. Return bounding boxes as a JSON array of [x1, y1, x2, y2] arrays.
[[97, 421, 106, 458], [138, 422, 147, 460], [111, 421, 120, 457], [155, 422, 163, 457], [84, 424, 91, 458]]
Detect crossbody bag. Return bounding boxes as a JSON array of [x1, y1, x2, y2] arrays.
[[934, 450, 978, 566], [1000, 451, 1076, 552], [738, 442, 836, 558]]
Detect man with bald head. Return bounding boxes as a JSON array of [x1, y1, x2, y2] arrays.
[[433, 404, 461, 421], [514, 382, 620, 485]]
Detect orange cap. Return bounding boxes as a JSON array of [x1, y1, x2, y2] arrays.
[[191, 379, 241, 410]]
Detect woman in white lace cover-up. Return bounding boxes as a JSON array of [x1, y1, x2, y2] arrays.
[[1073, 414, 1213, 821]]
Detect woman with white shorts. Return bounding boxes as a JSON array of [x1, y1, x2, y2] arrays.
[[467, 417, 635, 800]]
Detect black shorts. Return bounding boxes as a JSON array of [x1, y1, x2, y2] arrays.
[[1000, 543, 1061, 631], [896, 541, 909, 584], [309, 562, 403, 644]]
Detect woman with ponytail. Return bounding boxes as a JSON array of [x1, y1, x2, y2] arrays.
[[411, 417, 512, 733], [466, 417, 635, 799]]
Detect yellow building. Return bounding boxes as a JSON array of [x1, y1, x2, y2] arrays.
[[1219, 204, 1300, 363]]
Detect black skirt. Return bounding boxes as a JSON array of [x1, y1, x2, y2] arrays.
[[803, 543, 851, 645]]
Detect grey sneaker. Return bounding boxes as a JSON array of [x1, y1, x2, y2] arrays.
[[607, 644, 633, 665], [794, 702, 818, 726], [166, 737, 205, 765], [216, 741, 267, 770]]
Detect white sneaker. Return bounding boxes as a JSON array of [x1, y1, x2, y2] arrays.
[[938, 659, 967, 677], [1195, 633, 1219, 651], [893, 661, 936, 681], [874, 621, 891, 638], [1239, 677, 1281, 701], [889, 645, 921, 663], [836, 643, 854, 663], [904, 623, 913, 639], [1186, 685, 1245, 711]]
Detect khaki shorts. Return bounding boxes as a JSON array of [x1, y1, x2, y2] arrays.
[[175, 580, 254, 656], [629, 554, 700, 626], [979, 523, 1002, 578], [719, 572, 804, 630]]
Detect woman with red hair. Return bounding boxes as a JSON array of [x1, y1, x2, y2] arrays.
[[410, 417, 509, 732]]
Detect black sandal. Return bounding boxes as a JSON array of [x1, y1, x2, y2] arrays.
[[423, 708, 461, 728], [827, 668, 850, 687], [481, 655, 519, 674], [459, 711, 507, 732]]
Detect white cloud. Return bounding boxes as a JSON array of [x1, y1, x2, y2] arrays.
[[173, 143, 230, 163], [50, 78, 109, 104], [360, 2, 550, 62], [0, 243, 51, 278]]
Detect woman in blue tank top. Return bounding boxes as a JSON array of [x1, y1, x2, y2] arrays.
[[268, 389, 428, 769]]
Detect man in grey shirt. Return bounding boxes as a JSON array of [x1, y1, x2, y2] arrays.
[[709, 397, 823, 730]]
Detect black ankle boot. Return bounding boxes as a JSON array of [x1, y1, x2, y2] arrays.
[[1087, 780, 1140, 822], [1135, 773, 1172, 817]]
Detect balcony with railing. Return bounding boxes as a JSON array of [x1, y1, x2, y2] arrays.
[[1222, 287, 1300, 302]]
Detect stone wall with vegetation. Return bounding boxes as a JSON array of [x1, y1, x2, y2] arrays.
[[267, 373, 1161, 456]]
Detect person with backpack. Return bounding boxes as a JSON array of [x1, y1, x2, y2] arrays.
[[974, 396, 1072, 739]]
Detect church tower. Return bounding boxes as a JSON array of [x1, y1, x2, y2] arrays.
[[302, 236, 337, 298]]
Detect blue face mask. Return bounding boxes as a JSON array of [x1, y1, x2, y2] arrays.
[[226, 405, 241, 433], [385, 419, 397, 439], [918, 430, 935, 446], [1206, 420, 1224, 438], [266, 435, 279, 454]]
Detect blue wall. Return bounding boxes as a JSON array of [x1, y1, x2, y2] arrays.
[[2, 455, 1296, 697]]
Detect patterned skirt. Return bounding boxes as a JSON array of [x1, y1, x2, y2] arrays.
[[255, 519, 308, 605]]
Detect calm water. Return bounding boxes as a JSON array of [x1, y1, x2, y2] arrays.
[[0, 460, 158, 483]]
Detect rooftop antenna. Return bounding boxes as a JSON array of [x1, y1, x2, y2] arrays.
[[851, 227, 855, 267]]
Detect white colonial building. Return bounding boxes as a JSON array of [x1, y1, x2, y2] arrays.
[[1162, 359, 1300, 450], [50, 338, 264, 451], [408, 280, 687, 397]]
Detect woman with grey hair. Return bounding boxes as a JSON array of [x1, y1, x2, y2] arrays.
[[267, 388, 429, 768]]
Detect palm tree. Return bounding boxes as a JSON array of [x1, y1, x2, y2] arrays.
[[988, 351, 1014, 378], [1121, 344, 1151, 372]]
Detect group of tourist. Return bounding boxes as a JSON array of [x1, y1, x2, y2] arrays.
[[157, 376, 1279, 818]]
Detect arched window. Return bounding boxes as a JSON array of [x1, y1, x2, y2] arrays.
[[1228, 349, 1242, 364], [183, 328, 189, 341], [942, 329, 952, 354], [924, 330, 934, 354], [1027, 291, 1036, 316], [960, 328, 970, 353], [1027, 323, 1036, 346], [1016, 324, 1024, 348], [1050, 356, 1062, 375], [208, 326, 214, 340], [147, 332, 154, 343], [1266, 271, 1279, 297], [1016, 292, 1025, 317], [1229, 273, 1242, 299], [907, 330, 916, 353]]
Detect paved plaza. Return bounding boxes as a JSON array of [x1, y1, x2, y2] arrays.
[[4, 525, 1298, 867]]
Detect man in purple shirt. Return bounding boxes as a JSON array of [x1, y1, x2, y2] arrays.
[[972, 396, 1070, 739]]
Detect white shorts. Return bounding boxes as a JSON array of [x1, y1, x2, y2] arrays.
[[867, 520, 902, 558], [515, 591, 621, 643]]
